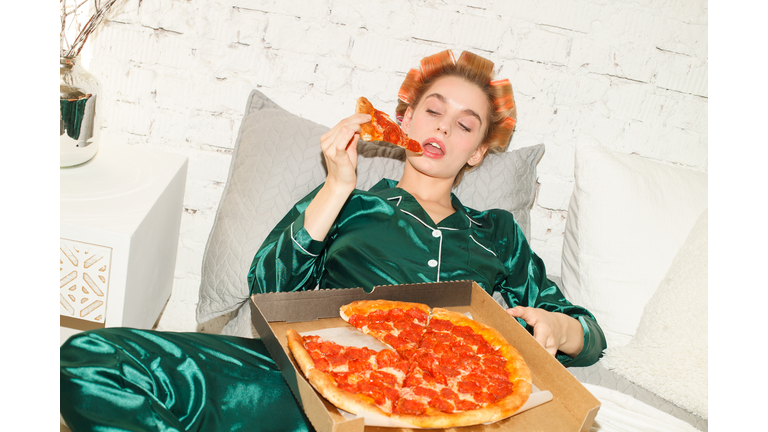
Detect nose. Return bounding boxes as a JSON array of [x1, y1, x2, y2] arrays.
[[436, 122, 449, 135]]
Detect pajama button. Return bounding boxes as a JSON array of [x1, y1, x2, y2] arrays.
[[428, 259, 438, 267], [432, 230, 441, 237]]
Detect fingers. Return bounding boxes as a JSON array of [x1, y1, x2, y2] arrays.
[[507, 306, 557, 356]]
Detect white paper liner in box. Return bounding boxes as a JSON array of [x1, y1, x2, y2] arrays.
[[300, 327, 552, 428]]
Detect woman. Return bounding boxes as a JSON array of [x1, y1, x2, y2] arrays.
[[61, 50, 606, 432]]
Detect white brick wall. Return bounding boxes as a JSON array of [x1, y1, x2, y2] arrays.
[[80, 0, 707, 332]]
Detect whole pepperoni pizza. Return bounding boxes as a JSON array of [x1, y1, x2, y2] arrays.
[[286, 300, 532, 428]]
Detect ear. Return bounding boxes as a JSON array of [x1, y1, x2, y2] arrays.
[[467, 144, 488, 167], [400, 107, 414, 134]]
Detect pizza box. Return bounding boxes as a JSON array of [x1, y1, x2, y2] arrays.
[[250, 280, 600, 432]]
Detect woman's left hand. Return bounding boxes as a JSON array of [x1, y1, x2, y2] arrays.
[[506, 306, 584, 357]]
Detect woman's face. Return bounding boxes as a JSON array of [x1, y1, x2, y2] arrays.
[[401, 75, 491, 181]]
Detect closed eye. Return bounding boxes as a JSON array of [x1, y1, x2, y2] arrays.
[[459, 122, 471, 132], [426, 109, 441, 116]]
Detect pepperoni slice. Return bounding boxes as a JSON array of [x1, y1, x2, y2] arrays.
[[358, 382, 387, 406], [451, 344, 475, 358], [388, 308, 406, 320], [313, 357, 330, 372], [457, 380, 482, 394], [375, 349, 400, 368], [383, 334, 407, 349], [368, 309, 387, 322], [451, 325, 475, 338], [454, 399, 480, 411], [413, 385, 439, 399], [370, 370, 398, 386], [429, 397, 455, 413], [464, 372, 490, 388], [440, 387, 460, 402], [348, 359, 371, 373], [318, 341, 343, 356], [344, 346, 374, 361], [368, 321, 394, 332], [348, 314, 368, 328], [487, 377, 515, 399], [395, 397, 427, 415], [440, 353, 461, 368], [399, 326, 422, 343], [474, 391, 496, 404], [433, 364, 460, 378], [327, 354, 347, 367], [428, 318, 453, 331], [405, 307, 428, 323]]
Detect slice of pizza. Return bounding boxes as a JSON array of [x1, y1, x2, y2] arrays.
[[287, 330, 408, 416], [340, 299, 430, 360], [355, 97, 423, 154]]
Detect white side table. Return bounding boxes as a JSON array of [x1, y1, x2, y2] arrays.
[[60, 143, 188, 345]]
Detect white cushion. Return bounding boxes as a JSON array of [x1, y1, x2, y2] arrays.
[[601, 209, 708, 419], [560, 135, 707, 348]]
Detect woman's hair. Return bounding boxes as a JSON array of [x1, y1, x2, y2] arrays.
[[395, 50, 517, 185]]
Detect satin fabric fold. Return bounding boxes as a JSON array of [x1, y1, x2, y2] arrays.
[[61, 328, 312, 432]]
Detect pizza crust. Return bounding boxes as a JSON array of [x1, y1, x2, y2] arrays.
[[340, 299, 431, 322]]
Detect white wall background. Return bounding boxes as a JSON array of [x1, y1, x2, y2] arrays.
[[82, 0, 707, 332]]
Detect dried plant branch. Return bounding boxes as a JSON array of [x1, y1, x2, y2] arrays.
[[61, 0, 120, 58]]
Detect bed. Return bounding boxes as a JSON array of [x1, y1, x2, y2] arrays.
[[196, 90, 708, 432]]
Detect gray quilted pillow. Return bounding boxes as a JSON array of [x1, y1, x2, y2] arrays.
[[196, 90, 545, 324]]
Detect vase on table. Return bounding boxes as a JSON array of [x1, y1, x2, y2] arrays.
[[60, 55, 101, 168]]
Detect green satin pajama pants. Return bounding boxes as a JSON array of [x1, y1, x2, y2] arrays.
[[60, 328, 313, 431]]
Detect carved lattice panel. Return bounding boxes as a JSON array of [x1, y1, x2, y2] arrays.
[[60, 239, 112, 323]]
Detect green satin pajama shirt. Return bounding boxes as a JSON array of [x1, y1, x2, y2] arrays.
[[249, 178, 606, 366]]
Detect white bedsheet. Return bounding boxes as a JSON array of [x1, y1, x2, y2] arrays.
[[586, 384, 700, 432]]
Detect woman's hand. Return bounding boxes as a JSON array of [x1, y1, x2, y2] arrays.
[[319, 113, 371, 195], [506, 306, 585, 357], [304, 113, 371, 241]]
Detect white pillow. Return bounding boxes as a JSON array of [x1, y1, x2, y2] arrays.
[[560, 135, 707, 348], [601, 209, 708, 419]]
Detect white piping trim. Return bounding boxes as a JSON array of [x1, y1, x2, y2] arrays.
[[465, 213, 482, 227], [470, 235, 497, 257], [290, 222, 319, 257], [400, 210, 433, 230], [387, 196, 403, 206]]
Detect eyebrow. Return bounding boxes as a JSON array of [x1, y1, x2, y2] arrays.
[[424, 93, 483, 126]]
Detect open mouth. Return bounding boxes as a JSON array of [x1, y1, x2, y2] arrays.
[[421, 140, 445, 157]]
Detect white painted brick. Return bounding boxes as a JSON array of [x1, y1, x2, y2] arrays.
[[329, 0, 417, 35], [492, 0, 604, 34], [183, 110, 236, 147], [231, 0, 330, 20], [536, 173, 574, 210], [602, 78, 652, 121], [654, 50, 708, 97], [187, 146, 234, 183], [350, 36, 434, 72], [263, 15, 351, 56], [553, 72, 610, 107], [103, 100, 152, 135], [506, 25, 571, 66], [412, 7, 503, 52], [660, 0, 708, 26]]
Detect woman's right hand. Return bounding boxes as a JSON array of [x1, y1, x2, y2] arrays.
[[319, 113, 371, 195], [303, 113, 371, 241]]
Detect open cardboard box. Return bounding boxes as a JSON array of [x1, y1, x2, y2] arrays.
[[250, 280, 600, 432]]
